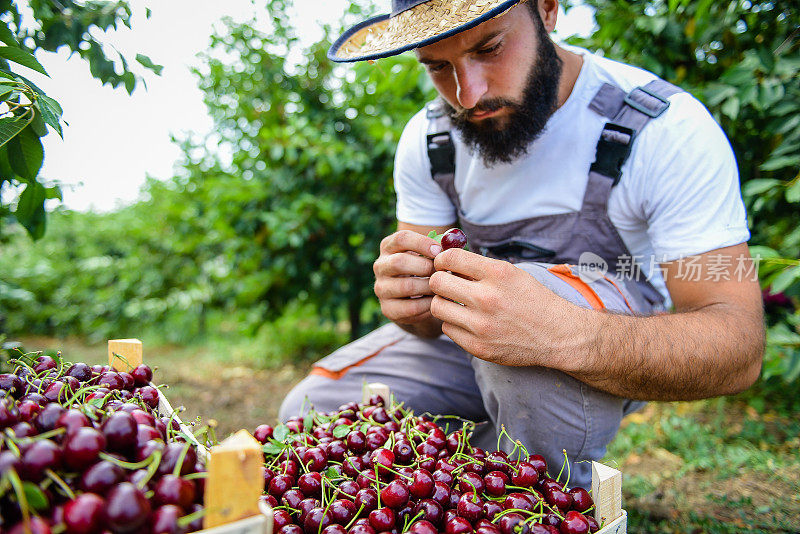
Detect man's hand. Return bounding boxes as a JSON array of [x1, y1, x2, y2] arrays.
[[429, 243, 764, 401], [429, 248, 578, 368], [373, 223, 454, 338]]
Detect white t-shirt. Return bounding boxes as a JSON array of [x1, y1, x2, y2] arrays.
[[393, 46, 750, 301]]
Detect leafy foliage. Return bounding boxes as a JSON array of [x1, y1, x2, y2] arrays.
[[0, 0, 161, 241], [566, 0, 800, 387], [150, 0, 435, 338]]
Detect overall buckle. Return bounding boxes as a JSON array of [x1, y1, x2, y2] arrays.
[[624, 86, 671, 118], [590, 123, 636, 185], [427, 132, 456, 175]]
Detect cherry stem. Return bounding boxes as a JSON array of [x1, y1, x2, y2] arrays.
[[6, 468, 31, 527], [345, 504, 366, 530], [45, 468, 75, 500], [10, 426, 66, 443], [183, 471, 208, 480], [377, 463, 413, 481], [402, 510, 426, 532], [177, 507, 207, 528], [99, 450, 160, 471], [555, 449, 570, 489], [172, 442, 191, 478], [491, 507, 538, 522]]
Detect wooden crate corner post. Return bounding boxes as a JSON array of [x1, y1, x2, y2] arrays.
[[108, 338, 143, 372], [204, 430, 266, 530], [592, 461, 624, 533], [363, 382, 391, 406]]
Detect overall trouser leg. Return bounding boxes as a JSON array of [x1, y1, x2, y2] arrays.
[[470, 262, 645, 488], [278, 323, 490, 425]]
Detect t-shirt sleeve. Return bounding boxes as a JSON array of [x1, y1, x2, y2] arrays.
[[394, 110, 458, 226], [633, 94, 750, 262]]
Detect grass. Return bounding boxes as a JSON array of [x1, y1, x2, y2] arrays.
[[4, 335, 799, 532], [603, 399, 800, 532]]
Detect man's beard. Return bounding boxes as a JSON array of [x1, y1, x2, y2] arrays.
[[443, 26, 563, 167]]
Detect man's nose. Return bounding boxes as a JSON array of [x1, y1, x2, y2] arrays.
[[454, 64, 488, 110]]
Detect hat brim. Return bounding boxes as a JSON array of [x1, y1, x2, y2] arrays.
[[328, 0, 522, 63]]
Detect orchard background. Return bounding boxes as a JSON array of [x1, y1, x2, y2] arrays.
[[0, 0, 798, 531]]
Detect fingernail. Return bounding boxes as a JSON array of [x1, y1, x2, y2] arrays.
[[430, 244, 442, 257]]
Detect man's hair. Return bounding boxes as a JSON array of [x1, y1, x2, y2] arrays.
[[525, 0, 540, 19]]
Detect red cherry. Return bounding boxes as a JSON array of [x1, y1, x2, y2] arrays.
[[445, 516, 472, 534], [368, 507, 395, 531], [380, 479, 410, 509], [254, 424, 274, 443], [63, 493, 105, 534], [457, 492, 484, 522], [559, 511, 590, 534], [409, 520, 438, 534], [63, 427, 106, 470], [105, 482, 151, 532], [440, 228, 468, 250], [568, 487, 593, 513]]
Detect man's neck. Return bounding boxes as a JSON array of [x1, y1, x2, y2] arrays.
[[554, 44, 584, 109]]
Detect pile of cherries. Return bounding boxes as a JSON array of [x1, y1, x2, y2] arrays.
[[255, 396, 601, 534], [0, 353, 207, 533]]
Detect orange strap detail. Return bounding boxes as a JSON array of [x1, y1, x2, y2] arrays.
[[547, 264, 605, 311], [309, 338, 403, 381], [601, 275, 634, 312]]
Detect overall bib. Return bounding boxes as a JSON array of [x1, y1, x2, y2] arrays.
[[280, 79, 681, 488]]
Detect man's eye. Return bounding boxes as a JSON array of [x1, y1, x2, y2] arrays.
[[478, 43, 501, 55], [427, 63, 447, 73]]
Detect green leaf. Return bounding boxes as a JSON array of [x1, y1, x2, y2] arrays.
[[721, 97, 739, 119], [760, 155, 800, 172], [770, 266, 800, 294], [786, 179, 800, 203], [22, 481, 49, 512], [303, 412, 314, 434], [30, 107, 48, 137], [136, 53, 164, 75], [15, 179, 46, 239], [325, 466, 339, 479], [742, 179, 780, 197], [0, 114, 32, 148], [45, 185, 62, 201], [0, 24, 19, 47], [262, 442, 283, 455], [36, 95, 63, 138], [333, 424, 351, 438], [273, 423, 290, 442], [0, 84, 16, 100], [0, 45, 48, 76], [7, 125, 44, 180]]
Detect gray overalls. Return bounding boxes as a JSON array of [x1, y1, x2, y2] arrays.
[[280, 79, 682, 488]]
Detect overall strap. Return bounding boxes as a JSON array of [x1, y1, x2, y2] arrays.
[[425, 101, 462, 212], [586, 79, 683, 192]]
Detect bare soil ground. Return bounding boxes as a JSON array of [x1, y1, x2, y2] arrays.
[[12, 336, 800, 532]]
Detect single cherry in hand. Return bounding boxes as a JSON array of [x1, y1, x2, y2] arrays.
[[440, 228, 467, 250]]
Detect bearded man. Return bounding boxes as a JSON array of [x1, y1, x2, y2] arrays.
[[279, 0, 764, 487]]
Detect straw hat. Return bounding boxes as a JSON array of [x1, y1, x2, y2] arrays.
[[328, 0, 525, 63]]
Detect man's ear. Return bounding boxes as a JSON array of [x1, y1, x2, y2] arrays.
[[537, 0, 559, 33]]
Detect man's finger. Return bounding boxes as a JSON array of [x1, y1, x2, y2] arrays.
[[429, 294, 473, 332], [374, 252, 436, 278], [381, 296, 434, 322], [375, 276, 434, 300], [433, 248, 498, 280], [428, 270, 477, 306], [381, 230, 440, 257]]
